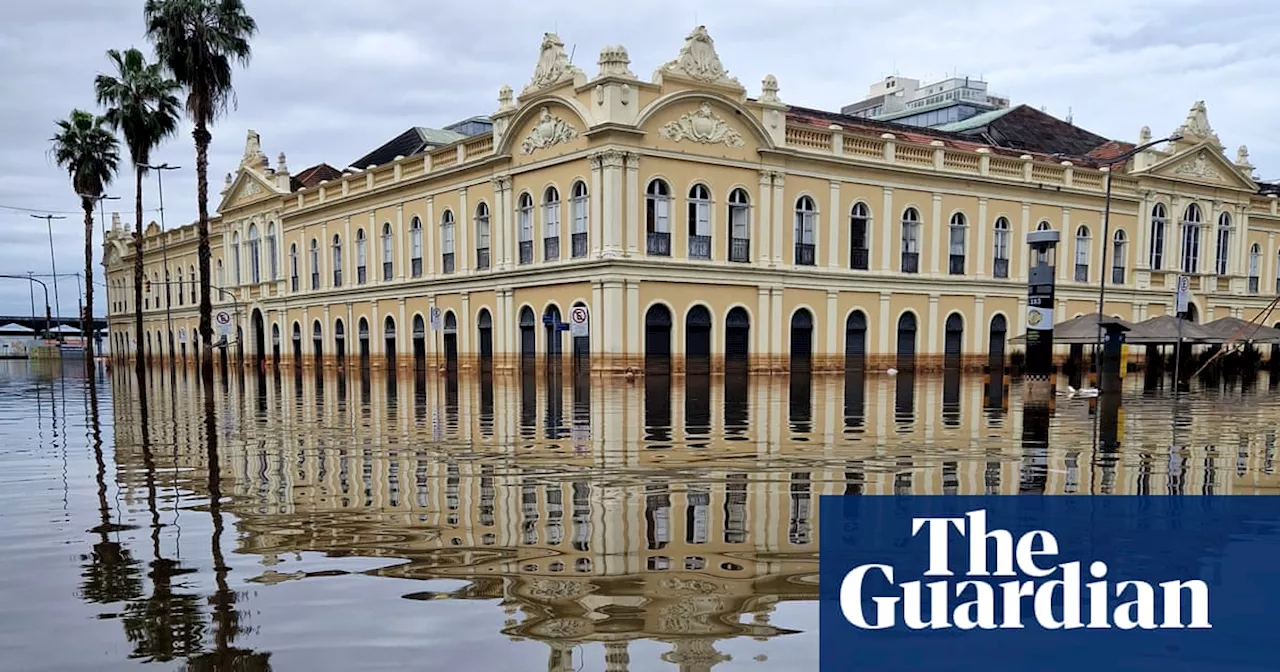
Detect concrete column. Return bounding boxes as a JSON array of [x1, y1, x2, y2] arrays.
[[770, 287, 784, 366], [426, 295, 438, 359], [1237, 205, 1251, 279], [1136, 190, 1152, 271], [602, 151, 623, 256], [825, 290, 838, 364], [603, 281, 623, 366], [458, 188, 469, 273], [927, 294, 940, 356], [973, 296, 986, 354], [396, 204, 405, 281], [624, 152, 639, 257], [756, 170, 772, 264], [771, 172, 786, 267], [877, 292, 892, 359], [399, 299, 409, 356], [976, 197, 988, 277], [490, 177, 507, 269], [827, 180, 840, 268], [460, 293, 471, 360], [494, 288, 508, 364], [369, 212, 379, 285], [625, 280, 640, 363], [756, 286, 770, 368], [930, 193, 943, 276], [881, 187, 895, 272], [590, 281, 604, 363], [1058, 207, 1071, 283], [344, 216, 353, 286]]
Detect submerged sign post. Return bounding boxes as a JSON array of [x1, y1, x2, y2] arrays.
[[819, 496, 1280, 671], [1175, 274, 1190, 315], [214, 309, 234, 338], [569, 305, 589, 338]]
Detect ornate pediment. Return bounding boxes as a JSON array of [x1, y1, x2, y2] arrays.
[[659, 103, 745, 147], [656, 25, 741, 89], [522, 33, 581, 95], [519, 107, 579, 155], [217, 168, 280, 213], [1150, 144, 1256, 191]]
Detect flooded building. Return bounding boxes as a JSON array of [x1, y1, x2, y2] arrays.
[[102, 26, 1280, 373]]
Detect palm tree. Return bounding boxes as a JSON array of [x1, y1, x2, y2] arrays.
[[51, 110, 120, 364], [144, 0, 257, 382], [94, 47, 182, 378]]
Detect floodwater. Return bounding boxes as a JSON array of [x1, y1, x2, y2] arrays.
[[1, 360, 1278, 671]]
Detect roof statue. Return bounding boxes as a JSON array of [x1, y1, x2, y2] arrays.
[[760, 74, 781, 104], [241, 129, 267, 169], [1236, 145, 1254, 174], [523, 33, 580, 94], [657, 25, 741, 87], [597, 45, 635, 78], [1175, 100, 1221, 148]]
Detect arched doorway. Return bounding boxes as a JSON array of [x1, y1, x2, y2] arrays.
[[845, 310, 867, 371], [334, 319, 346, 367], [519, 306, 536, 362], [271, 323, 280, 367], [543, 304, 563, 360], [477, 309, 493, 366], [989, 315, 1007, 362], [413, 314, 427, 370], [644, 304, 673, 371], [685, 305, 712, 374], [725, 307, 750, 370], [790, 308, 814, 372], [571, 302, 589, 363], [251, 309, 265, 366], [384, 316, 397, 368], [1186, 303, 1199, 323], [896, 313, 917, 370], [358, 317, 370, 368], [443, 311, 458, 367], [291, 322, 301, 363], [944, 313, 964, 367], [311, 320, 323, 368]]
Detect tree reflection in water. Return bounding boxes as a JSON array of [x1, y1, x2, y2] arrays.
[[79, 374, 143, 606]]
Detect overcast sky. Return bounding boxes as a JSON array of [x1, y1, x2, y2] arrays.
[[1, 0, 1277, 318]]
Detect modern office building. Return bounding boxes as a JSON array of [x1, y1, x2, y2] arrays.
[[840, 74, 1009, 128], [103, 26, 1280, 373]]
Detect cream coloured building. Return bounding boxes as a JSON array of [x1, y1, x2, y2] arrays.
[[103, 26, 1280, 373]]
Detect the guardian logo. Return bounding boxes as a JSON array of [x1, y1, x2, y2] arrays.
[[840, 510, 1211, 631]]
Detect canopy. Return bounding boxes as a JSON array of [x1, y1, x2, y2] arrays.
[[49, 324, 81, 334], [1199, 316, 1280, 345], [0, 322, 35, 334], [1009, 313, 1138, 345], [1124, 315, 1216, 344]]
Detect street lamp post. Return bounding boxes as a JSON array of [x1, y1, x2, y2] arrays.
[[140, 163, 181, 362], [29, 214, 67, 336]]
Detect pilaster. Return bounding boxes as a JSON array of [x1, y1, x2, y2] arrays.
[[827, 180, 840, 268], [1058, 207, 1071, 283], [757, 171, 772, 264], [396, 204, 405, 280], [825, 290, 838, 365], [625, 280, 640, 365], [771, 171, 786, 267], [880, 187, 894, 272], [877, 292, 892, 357], [1136, 190, 1152, 271], [425, 196, 436, 277], [589, 153, 604, 257], [460, 293, 471, 362], [975, 197, 988, 277], [755, 286, 770, 369], [603, 280, 624, 369], [369, 212, 379, 285], [927, 294, 940, 356], [1018, 202, 1030, 281], [930, 193, 943, 276], [972, 296, 986, 354], [624, 152, 640, 257], [458, 188, 470, 273]]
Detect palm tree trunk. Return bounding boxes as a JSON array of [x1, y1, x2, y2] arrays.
[[195, 123, 214, 382], [82, 198, 96, 363], [133, 166, 146, 379]]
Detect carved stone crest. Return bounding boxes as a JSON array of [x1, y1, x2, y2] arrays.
[[520, 107, 578, 154], [1176, 101, 1221, 147], [1172, 152, 1223, 181], [659, 103, 745, 147], [523, 33, 580, 94], [659, 25, 740, 86]]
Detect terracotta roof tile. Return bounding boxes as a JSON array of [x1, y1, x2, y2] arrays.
[[291, 163, 342, 191]]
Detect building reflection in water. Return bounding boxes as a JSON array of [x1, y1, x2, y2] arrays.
[[103, 365, 1280, 670]]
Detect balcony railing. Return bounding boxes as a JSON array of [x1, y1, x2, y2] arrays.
[[383, 262, 392, 281], [357, 266, 367, 284], [544, 237, 560, 262], [1249, 277, 1260, 294], [949, 254, 965, 275], [901, 251, 919, 274], [519, 240, 534, 264], [442, 253, 455, 274], [688, 234, 711, 260], [993, 257, 1009, 279], [571, 232, 588, 258], [794, 243, 816, 266], [729, 237, 750, 263], [311, 272, 319, 290], [850, 247, 869, 270], [411, 257, 422, 277], [1112, 267, 1125, 285], [476, 247, 490, 270], [1074, 264, 1089, 282], [647, 231, 671, 257]]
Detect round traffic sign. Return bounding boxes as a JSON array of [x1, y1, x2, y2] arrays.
[[215, 311, 231, 325], [570, 306, 588, 324]]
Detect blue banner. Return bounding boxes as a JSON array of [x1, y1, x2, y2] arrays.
[[819, 496, 1280, 671]]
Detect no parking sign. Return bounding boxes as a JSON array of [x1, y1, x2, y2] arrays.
[[569, 305, 589, 337]]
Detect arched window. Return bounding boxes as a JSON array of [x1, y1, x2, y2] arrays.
[[289, 243, 298, 291], [948, 212, 967, 275], [645, 179, 671, 256], [309, 238, 320, 289], [216, 259, 224, 288], [900, 207, 921, 273], [728, 188, 750, 262], [794, 196, 816, 266], [1215, 212, 1231, 276], [850, 202, 870, 270], [247, 224, 261, 284], [231, 231, 242, 284], [1149, 203, 1167, 270], [475, 203, 491, 269], [1036, 220, 1051, 231], [1181, 203, 1202, 273], [681, 183, 710, 260], [164, 268, 171, 306], [517, 192, 534, 264], [1074, 225, 1091, 282], [441, 210, 456, 273], [331, 234, 343, 287], [176, 268, 183, 305], [266, 223, 278, 280], [189, 265, 195, 303], [1111, 230, 1127, 284], [409, 216, 423, 277], [381, 222, 393, 280], [542, 186, 560, 261], [1248, 244, 1261, 294], [355, 227, 368, 284], [570, 181, 588, 258], [992, 217, 1011, 278]]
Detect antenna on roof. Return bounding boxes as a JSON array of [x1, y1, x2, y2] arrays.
[[568, 44, 576, 64], [1066, 106, 1073, 125]]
